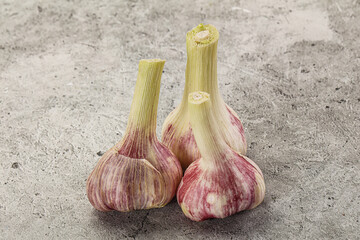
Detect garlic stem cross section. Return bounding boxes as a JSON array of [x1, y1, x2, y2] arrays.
[[195, 30, 210, 42]]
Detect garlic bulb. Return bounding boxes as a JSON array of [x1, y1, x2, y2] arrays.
[[87, 59, 183, 212], [177, 91, 265, 221], [162, 24, 247, 170]]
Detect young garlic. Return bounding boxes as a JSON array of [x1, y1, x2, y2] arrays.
[[87, 59, 183, 212], [177, 91, 265, 221], [162, 24, 247, 169]]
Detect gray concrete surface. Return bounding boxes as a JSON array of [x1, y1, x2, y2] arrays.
[[1, 0, 359, 239]]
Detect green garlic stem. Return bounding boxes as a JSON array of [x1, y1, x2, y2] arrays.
[[125, 59, 165, 137], [180, 24, 221, 112], [188, 91, 228, 161]]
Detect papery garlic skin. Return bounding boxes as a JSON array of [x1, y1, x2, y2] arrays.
[[162, 24, 247, 170], [87, 59, 183, 212], [177, 92, 265, 221]]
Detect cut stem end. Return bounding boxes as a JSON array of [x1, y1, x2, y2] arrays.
[[195, 30, 210, 42], [188, 91, 210, 104], [187, 24, 219, 46]]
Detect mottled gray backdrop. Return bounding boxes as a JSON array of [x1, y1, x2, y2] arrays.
[[0, 0, 359, 239]]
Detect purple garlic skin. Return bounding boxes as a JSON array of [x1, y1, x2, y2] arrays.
[[87, 133, 182, 211], [177, 151, 265, 221]]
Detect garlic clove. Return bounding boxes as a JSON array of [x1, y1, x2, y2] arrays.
[[86, 59, 183, 212], [177, 91, 265, 221], [162, 24, 247, 170]]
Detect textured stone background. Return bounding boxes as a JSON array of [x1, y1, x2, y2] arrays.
[[0, 0, 359, 239]]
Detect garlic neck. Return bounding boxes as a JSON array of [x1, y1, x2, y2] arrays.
[[188, 91, 228, 161], [121, 59, 165, 151], [180, 24, 222, 113]]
